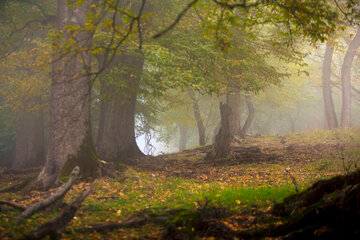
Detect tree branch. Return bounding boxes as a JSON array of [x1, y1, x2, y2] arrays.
[[21, 185, 93, 240], [153, 0, 199, 39], [15, 166, 80, 222]]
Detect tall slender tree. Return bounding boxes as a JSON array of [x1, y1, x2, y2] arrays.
[[322, 43, 338, 129], [341, 26, 360, 127]]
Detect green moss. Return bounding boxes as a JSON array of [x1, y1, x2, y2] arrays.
[[61, 130, 99, 179], [168, 209, 201, 235]]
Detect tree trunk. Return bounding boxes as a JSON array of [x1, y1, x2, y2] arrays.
[[188, 90, 206, 146], [96, 51, 144, 163], [289, 116, 296, 133], [36, 0, 99, 190], [178, 123, 188, 151], [241, 95, 254, 136], [11, 110, 45, 170], [341, 26, 360, 127], [322, 43, 338, 129], [227, 90, 241, 136], [206, 103, 231, 160]]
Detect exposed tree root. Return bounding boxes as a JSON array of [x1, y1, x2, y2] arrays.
[[16, 166, 80, 222], [74, 212, 168, 233], [0, 176, 36, 193], [20, 185, 93, 240], [272, 169, 360, 216], [269, 170, 360, 239], [0, 200, 25, 211]]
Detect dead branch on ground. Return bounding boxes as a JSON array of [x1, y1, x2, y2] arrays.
[[16, 166, 80, 222]]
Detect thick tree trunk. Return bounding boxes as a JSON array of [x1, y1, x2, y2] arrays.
[[241, 95, 254, 136], [188, 90, 206, 146], [36, 0, 99, 189], [227, 90, 241, 136], [341, 26, 360, 127], [206, 103, 231, 159], [96, 51, 144, 163], [11, 110, 45, 170], [322, 43, 338, 129], [178, 123, 188, 151]]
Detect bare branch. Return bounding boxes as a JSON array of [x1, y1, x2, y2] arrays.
[[16, 166, 80, 222], [153, 0, 199, 39]]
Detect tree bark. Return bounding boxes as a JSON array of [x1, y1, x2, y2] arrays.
[[227, 89, 241, 136], [341, 26, 360, 127], [178, 123, 188, 151], [241, 95, 254, 136], [96, 51, 144, 163], [35, 0, 99, 190], [11, 110, 45, 170], [322, 43, 338, 129], [206, 103, 231, 159], [188, 90, 206, 146], [288, 115, 295, 133]]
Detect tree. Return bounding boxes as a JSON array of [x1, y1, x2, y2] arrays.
[[341, 25, 360, 127], [0, 39, 49, 170], [188, 89, 206, 146], [12, 110, 45, 170], [227, 89, 241, 136], [241, 95, 255, 136], [96, 50, 145, 163], [322, 42, 339, 129], [206, 103, 231, 159], [178, 123, 189, 151], [36, 0, 100, 189]]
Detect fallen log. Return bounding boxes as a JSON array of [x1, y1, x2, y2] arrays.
[[0, 200, 25, 211], [20, 185, 93, 240], [16, 166, 80, 222]]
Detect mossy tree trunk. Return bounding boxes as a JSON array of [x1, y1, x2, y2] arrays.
[[11, 110, 45, 170], [36, 0, 99, 190], [96, 50, 144, 163]]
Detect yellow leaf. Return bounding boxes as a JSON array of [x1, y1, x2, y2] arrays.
[[73, 73, 79, 79], [235, 200, 241, 205]]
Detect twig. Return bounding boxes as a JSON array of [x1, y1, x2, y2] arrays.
[[285, 168, 299, 193], [15, 166, 80, 222]]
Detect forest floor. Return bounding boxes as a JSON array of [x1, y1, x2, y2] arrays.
[[0, 129, 360, 239]]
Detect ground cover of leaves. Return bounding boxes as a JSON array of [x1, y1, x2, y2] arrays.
[[0, 129, 359, 239]]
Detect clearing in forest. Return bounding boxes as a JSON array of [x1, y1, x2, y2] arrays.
[[0, 129, 359, 239]]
